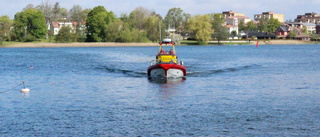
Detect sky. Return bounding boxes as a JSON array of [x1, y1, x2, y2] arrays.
[[1, 0, 320, 21]]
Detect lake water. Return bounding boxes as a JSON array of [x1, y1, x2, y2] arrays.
[[0, 44, 319, 136]]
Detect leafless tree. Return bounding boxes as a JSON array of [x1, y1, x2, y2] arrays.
[[23, 4, 35, 11], [36, 0, 53, 27], [69, 5, 82, 22], [130, 7, 151, 30]]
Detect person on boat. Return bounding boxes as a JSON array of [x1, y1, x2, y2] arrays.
[[159, 48, 166, 54], [169, 49, 175, 55]]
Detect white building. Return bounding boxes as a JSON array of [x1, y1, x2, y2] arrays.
[[301, 23, 316, 34], [226, 25, 239, 39], [50, 21, 86, 35], [225, 16, 252, 26], [224, 16, 252, 39]]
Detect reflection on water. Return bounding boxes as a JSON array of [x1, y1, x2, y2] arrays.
[[148, 77, 186, 99], [21, 93, 30, 98], [148, 77, 186, 84]]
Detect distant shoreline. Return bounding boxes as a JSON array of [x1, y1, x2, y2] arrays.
[[253, 40, 314, 45], [0, 42, 160, 48], [1, 40, 318, 48]]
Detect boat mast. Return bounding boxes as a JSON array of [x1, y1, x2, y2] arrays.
[[159, 22, 162, 52], [159, 22, 161, 42]]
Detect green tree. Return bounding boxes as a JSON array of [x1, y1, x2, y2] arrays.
[[164, 7, 184, 29], [59, 8, 69, 19], [181, 13, 191, 33], [301, 25, 308, 34], [211, 13, 228, 44], [150, 11, 163, 20], [118, 24, 133, 42], [120, 13, 129, 23], [287, 30, 297, 39], [52, 2, 69, 20], [310, 33, 319, 41], [13, 9, 47, 41], [86, 6, 115, 42], [144, 16, 165, 42], [117, 22, 149, 43], [246, 20, 256, 31], [231, 30, 237, 40], [267, 18, 281, 33], [105, 19, 121, 42], [69, 5, 91, 35], [188, 14, 213, 45], [212, 26, 230, 43], [36, 0, 53, 26], [257, 18, 268, 32], [55, 25, 73, 43], [0, 15, 13, 45], [238, 20, 245, 32], [211, 13, 224, 30]]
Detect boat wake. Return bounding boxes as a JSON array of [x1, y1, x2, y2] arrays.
[[96, 64, 260, 78], [96, 65, 147, 77], [187, 64, 260, 77]]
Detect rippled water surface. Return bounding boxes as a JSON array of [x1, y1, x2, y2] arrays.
[[0, 44, 320, 136]]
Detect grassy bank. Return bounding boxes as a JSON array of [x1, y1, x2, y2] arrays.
[[180, 40, 251, 45], [1, 41, 21, 46]]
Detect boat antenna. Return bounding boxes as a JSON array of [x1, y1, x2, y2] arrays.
[[159, 22, 161, 42]]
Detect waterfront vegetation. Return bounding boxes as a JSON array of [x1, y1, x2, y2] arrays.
[[0, 2, 319, 46]]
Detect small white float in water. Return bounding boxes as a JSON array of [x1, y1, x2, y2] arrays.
[[20, 81, 30, 93], [21, 88, 30, 93]]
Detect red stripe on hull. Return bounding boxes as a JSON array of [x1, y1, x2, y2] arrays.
[[148, 64, 187, 76]]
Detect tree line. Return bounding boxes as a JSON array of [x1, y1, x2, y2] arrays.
[[0, 2, 285, 45]]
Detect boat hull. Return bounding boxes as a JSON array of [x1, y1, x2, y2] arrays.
[[148, 64, 186, 77]]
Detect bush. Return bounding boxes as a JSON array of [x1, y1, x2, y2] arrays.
[[251, 36, 257, 40], [55, 26, 74, 43], [24, 35, 37, 42], [172, 34, 183, 45], [187, 37, 197, 41], [117, 28, 149, 43], [76, 35, 87, 42]]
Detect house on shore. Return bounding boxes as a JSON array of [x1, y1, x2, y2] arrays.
[[50, 21, 86, 35], [275, 25, 292, 39], [301, 23, 316, 34], [226, 25, 239, 39], [316, 24, 320, 34], [241, 31, 276, 39], [222, 10, 253, 39], [275, 24, 310, 40]]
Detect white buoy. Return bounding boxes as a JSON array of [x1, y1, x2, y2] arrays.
[[21, 88, 30, 93], [20, 81, 30, 93]]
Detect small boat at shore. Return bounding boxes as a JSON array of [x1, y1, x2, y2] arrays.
[[147, 38, 187, 77]]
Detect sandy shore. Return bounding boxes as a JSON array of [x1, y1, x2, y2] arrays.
[[258, 40, 308, 45], [1, 40, 316, 48], [1, 42, 159, 48]]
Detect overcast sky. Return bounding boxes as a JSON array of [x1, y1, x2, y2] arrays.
[[1, 0, 319, 21]]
